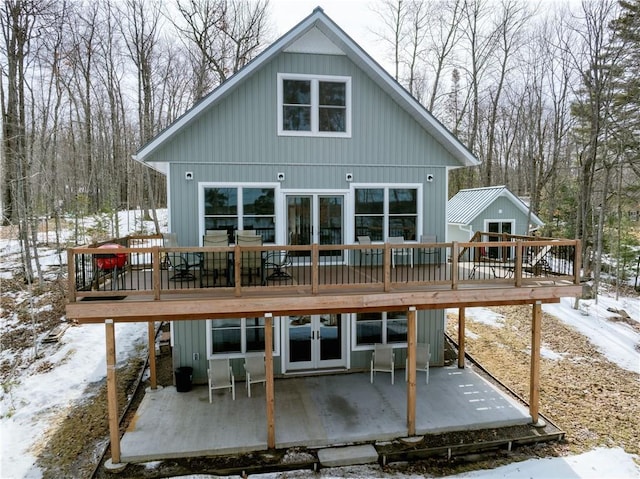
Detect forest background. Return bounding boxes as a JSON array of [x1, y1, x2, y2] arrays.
[[1, 0, 639, 292]]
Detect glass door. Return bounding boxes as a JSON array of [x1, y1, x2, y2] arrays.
[[286, 314, 346, 371], [486, 221, 513, 259], [286, 194, 344, 260]]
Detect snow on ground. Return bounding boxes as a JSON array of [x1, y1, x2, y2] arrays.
[[0, 322, 147, 479], [1, 212, 639, 478], [543, 295, 639, 374]]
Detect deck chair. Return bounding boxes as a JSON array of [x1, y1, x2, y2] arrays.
[[405, 343, 430, 384], [370, 343, 395, 384], [264, 250, 292, 281], [202, 234, 229, 286], [236, 234, 263, 285], [244, 355, 266, 397], [358, 236, 382, 266], [388, 236, 413, 268], [208, 358, 235, 402], [162, 233, 202, 281]]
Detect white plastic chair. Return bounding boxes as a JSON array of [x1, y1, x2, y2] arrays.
[[388, 236, 413, 268], [208, 358, 235, 402], [244, 355, 266, 397], [370, 343, 395, 384], [405, 343, 430, 384]]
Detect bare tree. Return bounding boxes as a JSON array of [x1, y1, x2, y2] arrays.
[[172, 0, 271, 102]]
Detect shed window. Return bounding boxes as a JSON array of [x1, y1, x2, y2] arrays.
[[278, 73, 351, 137]]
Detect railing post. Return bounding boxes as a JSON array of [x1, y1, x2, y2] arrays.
[[153, 247, 161, 300], [451, 242, 459, 290], [574, 240, 582, 285], [515, 241, 523, 287], [234, 244, 241, 297], [68, 249, 77, 303], [312, 243, 319, 294], [384, 242, 391, 292]]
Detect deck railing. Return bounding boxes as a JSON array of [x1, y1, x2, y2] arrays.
[[67, 235, 581, 302]]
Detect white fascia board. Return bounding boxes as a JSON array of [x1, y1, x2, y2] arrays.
[[314, 22, 479, 168], [135, 8, 479, 169], [500, 189, 545, 226], [134, 11, 322, 163]]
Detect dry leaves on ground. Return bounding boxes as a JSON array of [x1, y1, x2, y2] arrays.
[[446, 305, 640, 456]]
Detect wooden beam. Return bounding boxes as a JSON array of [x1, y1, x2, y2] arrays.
[[406, 307, 417, 436], [529, 302, 542, 425], [105, 319, 121, 464], [457, 307, 466, 369], [148, 321, 157, 389], [264, 313, 275, 448], [68, 285, 582, 323]]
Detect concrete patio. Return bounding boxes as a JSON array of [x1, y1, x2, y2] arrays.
[[120, 365, 533, 463]]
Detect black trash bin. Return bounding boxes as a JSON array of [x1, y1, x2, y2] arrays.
[[175, 366, 193, 392]]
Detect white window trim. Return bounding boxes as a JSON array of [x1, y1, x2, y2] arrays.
[[198, 182, 281, 243], [206, 317, 281, 359], [350, 183, 423, 243], [277, 73, 352, 138], [351, 312, 408, 351]]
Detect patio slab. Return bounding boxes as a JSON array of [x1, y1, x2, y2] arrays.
[[120, 366, 530, 463]]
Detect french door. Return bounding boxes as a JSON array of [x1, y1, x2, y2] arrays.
[[286, 194, 344, 259], [486, 221, 514, 259], [285, 314, 347, 371]]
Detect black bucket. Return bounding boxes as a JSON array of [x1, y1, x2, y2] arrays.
[[175, 366, 193, 392]]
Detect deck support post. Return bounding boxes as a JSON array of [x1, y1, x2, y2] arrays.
[[105, 319, 122, 465], [148, 321, 157, 389], [265, 313, 276, 448], [406, 306, 417, 436], [457, 307, 466, 368], [529, 301, 543, 426]]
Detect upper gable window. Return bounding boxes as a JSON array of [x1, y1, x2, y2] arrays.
[[278, 73, 351, 137]]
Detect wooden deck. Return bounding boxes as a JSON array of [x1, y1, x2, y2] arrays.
[[66, 237, 582, 323]]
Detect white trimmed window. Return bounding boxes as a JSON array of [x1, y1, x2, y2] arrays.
[[207, 317, 280, 358], [352, 311, 407, 349], [277, 73, 351, 137], [203, 186, 276, 243], [354, 187, 419, 241]]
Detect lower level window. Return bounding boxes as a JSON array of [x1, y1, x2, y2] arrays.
[[354, 311, 407, 347], [208, 317, 278, 356]]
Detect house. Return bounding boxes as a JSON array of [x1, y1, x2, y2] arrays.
[[65, 8, 582, 469], [133, 7, 478, 384], [448, 186, 544, 244]]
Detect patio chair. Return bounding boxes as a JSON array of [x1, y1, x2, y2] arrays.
[[236, 234, 263, 285], [418, 234, 440, 265], [405, 343, 430, 384], [163, 233, 202, 281], [388, 236, 413, 268], [370, 343, 395, 384], [208, 358, 235, 402], [357, 236, 382, 266], [202, 234, 230, 286], [264, 250, 292, 281], [244, 355, 266, 397]]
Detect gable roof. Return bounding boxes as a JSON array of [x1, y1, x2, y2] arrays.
[[133, 7, 478, 169], [447, 186, 544, 227]]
